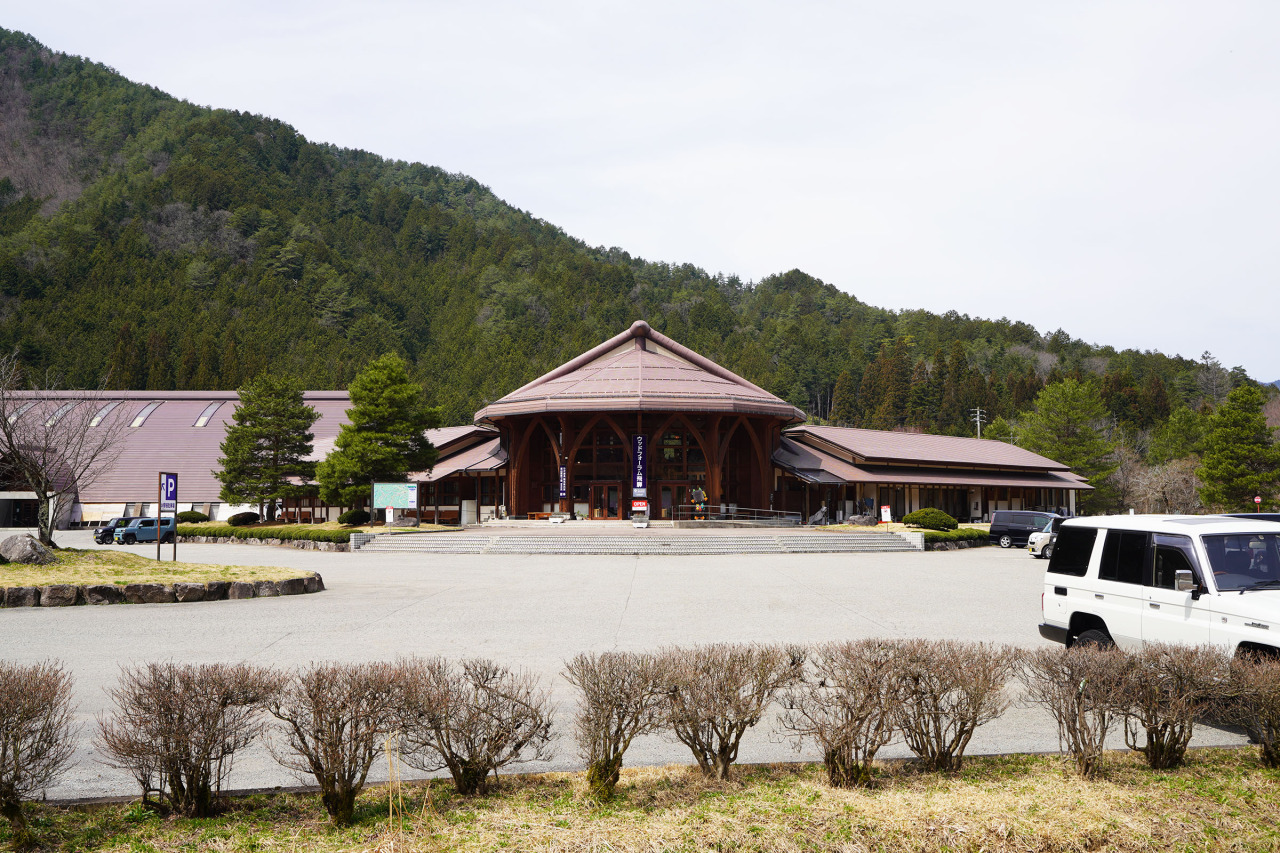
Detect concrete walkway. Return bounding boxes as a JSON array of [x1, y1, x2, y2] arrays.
[[1, 531, 1247, 800]]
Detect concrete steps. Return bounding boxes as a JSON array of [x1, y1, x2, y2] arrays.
[[356, 532, 920, 555]]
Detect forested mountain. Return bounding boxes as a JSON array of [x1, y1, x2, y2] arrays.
[[0, 27, 1265, 449]]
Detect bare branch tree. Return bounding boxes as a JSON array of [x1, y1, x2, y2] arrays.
[[563, 650, 670, 800], [780, 640, 898, 787], [1122, 643, 1231, 770], [0, 660, 77, 848], [0, 352, 128, 545], [97, 662, 280, 817], [888, 639, 1019, 772], [265, 662, 400, 825], [1226, 653, 1280, 768], [397, 657, 554, 796], [662, 643, 805, 781], [1021, 645, 1130, 778]]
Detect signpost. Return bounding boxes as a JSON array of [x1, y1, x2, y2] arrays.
[[880, 504, 892, 524], [372, 483, 419, 525], [158, 472, 177, 561], [632, 435, 647, 498]]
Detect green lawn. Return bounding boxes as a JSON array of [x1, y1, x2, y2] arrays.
[[0, 548, 312, 587]]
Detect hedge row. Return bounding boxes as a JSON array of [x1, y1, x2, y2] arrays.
[[175, 524, 351, 544], [922, 527, 988, 544]]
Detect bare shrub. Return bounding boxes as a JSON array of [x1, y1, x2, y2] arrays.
[[662, 643, 805, 781], [780, 640, 898, 787], [0, 660, 76, 847], [1121, 643, 1231, 770], [266, 662, 400, 825], [888, 639, 1019, 772], [97, 662, 279, 817], [397, 657, 554, 796], [1226, 653, 1280, 767], [563, 650, 670, 800], [1021, 645, 1130, 777]]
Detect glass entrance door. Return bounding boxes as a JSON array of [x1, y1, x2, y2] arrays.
[[591, 485, 622, 519]]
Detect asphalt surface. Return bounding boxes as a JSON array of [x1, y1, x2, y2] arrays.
[[1, 530, 1248, 800]]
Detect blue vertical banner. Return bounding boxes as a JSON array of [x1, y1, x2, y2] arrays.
[[632, 434, 647, 498], [558, 465, 567, 500]]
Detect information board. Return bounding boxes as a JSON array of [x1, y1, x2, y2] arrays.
[[372, 482, 418, 509]]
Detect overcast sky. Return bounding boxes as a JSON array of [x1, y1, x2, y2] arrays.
[[9, 1, 1280, 380]]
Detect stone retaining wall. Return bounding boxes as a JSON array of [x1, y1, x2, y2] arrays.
[[177, 535, 348, 552], [924, 539, 990, 552], [1, 573, 325, 608]]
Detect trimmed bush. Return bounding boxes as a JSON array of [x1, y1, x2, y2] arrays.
[[903, 508, 958, 531], [227, 512, 260, 527], [337, 509, 370, 526], [923, 528, 988, 545], [0, 660, 76, 846], [176, 510, 210, 523], [176, 524, 350, 544]]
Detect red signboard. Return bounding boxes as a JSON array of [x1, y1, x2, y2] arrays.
[[631, 500, 649, 515]]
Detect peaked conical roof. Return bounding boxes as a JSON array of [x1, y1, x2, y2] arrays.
[[475, 321, 806, 423]]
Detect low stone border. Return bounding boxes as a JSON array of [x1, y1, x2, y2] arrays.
[[178, 535, 348, 552], [924, 539, 991, 552], [1, 573, 324, 608]]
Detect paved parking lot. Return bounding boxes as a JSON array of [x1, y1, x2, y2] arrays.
[[1, 532, 1247, 799]]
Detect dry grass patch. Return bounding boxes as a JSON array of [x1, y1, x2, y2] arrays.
[[14, 749, 1280, 852], [0, 548, 312, 587]]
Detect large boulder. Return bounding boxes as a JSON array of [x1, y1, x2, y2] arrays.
[[39, 584, 81, 606], [3, 587, 39, 607], [276, 577, 306, 596], [172, 582, 207, 603], [253, 580, 280, 598], [303, 573, 325, 594], [85, 584, 125, 605], [0, 534, 55, 565], [124, 583, 175, 604], [847, 514, 879, 527], [228, 581, 256, 600], [204, 581, 230, 600]]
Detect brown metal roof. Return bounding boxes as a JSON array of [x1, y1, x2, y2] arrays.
[[772, 437, 1092, 490], [475, 320, 806, 424], [411, 437, 507, 482], [786, 425, 1070, 471], [10, 391, 354, 504]]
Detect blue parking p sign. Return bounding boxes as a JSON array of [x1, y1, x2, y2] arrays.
[[160, 473, 178, 513]]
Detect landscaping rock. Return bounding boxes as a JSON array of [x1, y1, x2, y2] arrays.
[[172, 582, 207, 602], [228, 581, 255, 599], [205, 581, 230, 600], [39, 584, 81, 606], [253, 580, 280, 597], [3, 587, 39, 607], [847, 514, 878, 527], [0, 534, 55, 565], [124, 583, 175, 604], [85, 585, 125, 605], [276, 577, 306, 596], [303, 574, 324, 594]]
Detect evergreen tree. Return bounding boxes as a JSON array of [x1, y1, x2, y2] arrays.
[[216, 374, 319, 520], [1197, 384, 1280, 511], [829, 369, 857, 426], [1019, 378, 1118, 513], [316, 353, 440, 507], [1146, 406, 1207, 464]]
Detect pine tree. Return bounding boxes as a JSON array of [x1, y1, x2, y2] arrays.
[[830, 370, 858, 426], [1019, 378, 1118, 513], [316, 353, 441, 507], [1197, 384, 1280, 511], [216, 374, 319, 519]]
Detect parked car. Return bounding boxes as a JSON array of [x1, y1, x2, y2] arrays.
[[1027, 517, 1065, 559], [93, 516, 136, 545], [989, 510, 1063, 549], [1039, 514, 1280, 652], [114, 517, 176, 545]]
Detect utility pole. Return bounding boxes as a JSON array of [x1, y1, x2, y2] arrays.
[[970, 407, 986, 439]]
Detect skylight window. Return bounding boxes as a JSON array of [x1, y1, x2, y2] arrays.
[[130, 401, 162, 428], [90, 401, 121, 427], [194, 401, 223, 427], [6, 401, 34, 424], [45, 402, 76, 427]]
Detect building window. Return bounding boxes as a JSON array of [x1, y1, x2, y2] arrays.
[[6, 401, 34, 424], [90, 401, 121, 427], [194, 401, 223, 427], [130, 402, 162, 428], [44, 402, 76, 427]]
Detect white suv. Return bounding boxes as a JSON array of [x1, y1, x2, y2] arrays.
[[1039, 515, 1280, 654]]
